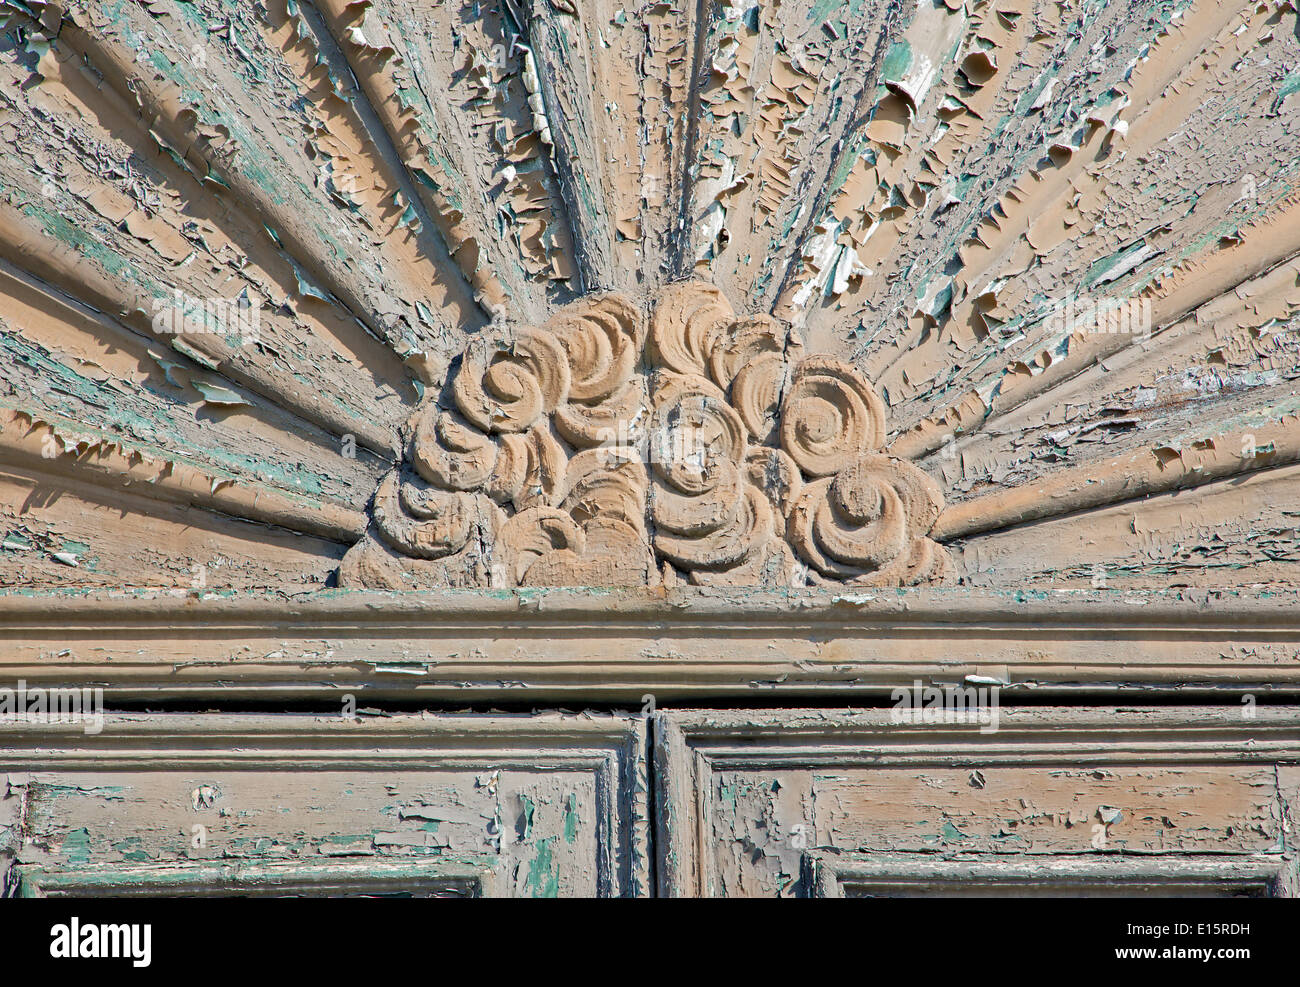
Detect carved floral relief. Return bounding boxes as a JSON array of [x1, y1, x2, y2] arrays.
[[340, 282, 952, 590]]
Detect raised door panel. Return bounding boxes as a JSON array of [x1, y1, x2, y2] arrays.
[[654, 707, 1300, 897], [0, 712, 648, 898]]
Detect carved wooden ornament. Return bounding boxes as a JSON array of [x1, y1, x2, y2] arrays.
[[341, 282, 952, 590]]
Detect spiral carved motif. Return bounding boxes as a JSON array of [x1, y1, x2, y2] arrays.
[[553, 376, 647, 449], [340, 283, 952, 590], [453, 325, 571, 433], [788, 454, 950, 585], [498, 506, 586, 585], [548, 293, 643, 403], [371, 470, 498, 561], [648, 281, 734, 377], [562, 450, 648, 533], [488, 425, 567, 511], [410, 406, 496, 490], [779, 356, 888, 477]]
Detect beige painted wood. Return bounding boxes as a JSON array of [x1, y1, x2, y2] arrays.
[[0, 712, 649, 898], [18, 859, 501, 898], [2, 1, 1300, 901], [654, 707, 1300, 897], [2, 588, 1300, 701], [1, 1, 1297, 603]]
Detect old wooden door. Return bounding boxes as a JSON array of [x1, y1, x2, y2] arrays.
[[2, 0, 1300, 899]]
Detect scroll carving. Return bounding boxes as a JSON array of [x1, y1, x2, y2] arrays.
[[339, 283, 951, 590]]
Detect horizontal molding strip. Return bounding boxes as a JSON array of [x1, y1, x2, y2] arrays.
[[1, 588, 1299, 700]]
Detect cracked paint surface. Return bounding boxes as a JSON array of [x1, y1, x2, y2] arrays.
[[1, 711, 648, 898], [0, 0, 1294, 595], [1, 0, 1299, 901]]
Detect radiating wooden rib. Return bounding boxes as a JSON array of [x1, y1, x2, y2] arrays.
[[0, 264, 386, 512], [0, 410, 365, 544], [0, 15, 413, 453], [815, 0, 1051, 346], [923, 0, 1257, 328], [583, 0, 654, 284], [43, 5, 482, 348], [932, 373, 1300, 505], [890, 192, 1300, 461], [0, 196, 395, 456], [307, 0, 516, 315], [524, 2, 619, 292], [836, 39, 1097, 364], [673, 0, 711, 279], [920, 259, 1300, 483], [942, 3, 1292, 385], [3, 33, 422, 412], [643, 0, 704, 281], [774, 0, 980, 330], [0, 468, 345, 590], [296, 0, 512, 318], [737, 6, 894, 308], [869, 134, 1138, 410], [681, 5, 781, 285], [358, 0, 585, 295], [948, 462, 1300, 590], [697, 1, 897, 312], [258, 2, 490, 332], [874, 1, 1284, 453], [942, 0, 1255, 320], [932, 416, 1300, 542]]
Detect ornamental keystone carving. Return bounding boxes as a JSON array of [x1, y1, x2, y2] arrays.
[[339, 282, 952, 590]]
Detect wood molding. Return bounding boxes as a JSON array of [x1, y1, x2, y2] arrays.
[[15, 859, 500, 898], [653, 707, 1300, 897], [807, 853, 1295, 898], [2, 588, 1300, 700], [1, 712, 649, 899]]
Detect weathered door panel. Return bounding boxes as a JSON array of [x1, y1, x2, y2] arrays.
[[1, 713, 648, 898], [654, 708, 1300, 897]]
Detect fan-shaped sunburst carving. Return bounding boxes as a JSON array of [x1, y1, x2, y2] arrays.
[[1, 0, 1298, 594]]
